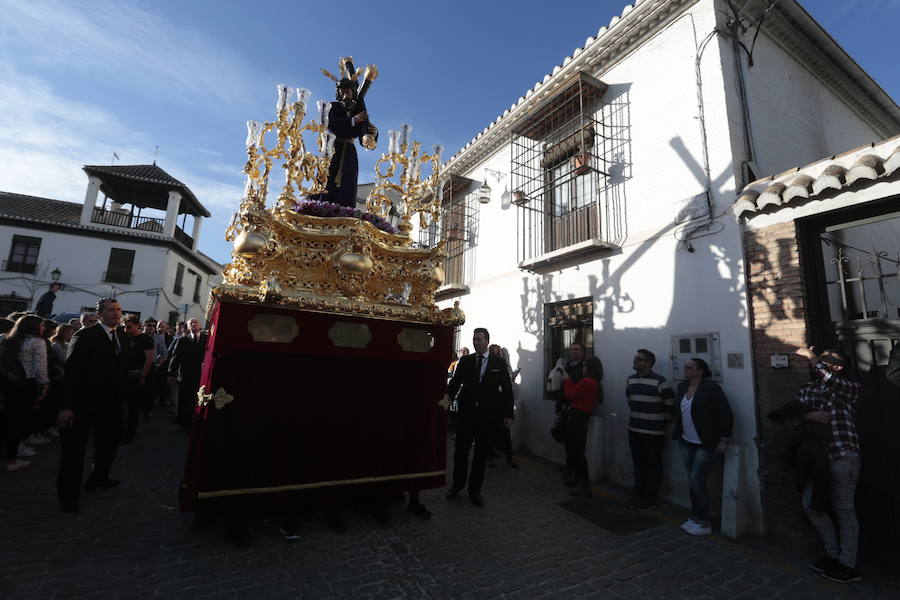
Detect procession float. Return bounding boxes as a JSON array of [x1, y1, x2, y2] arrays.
[[180, 57, 464, 511]]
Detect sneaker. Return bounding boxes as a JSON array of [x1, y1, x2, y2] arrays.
[[17, 443, 37, 457], [810, 556, 839, 574], [821, 562, 861, 584], [684, 521, 712, 536], [5, 459, 31, 472], [679, 518, 697, 531], [25, 434, 52, 445], [280, 528, 300, 541]]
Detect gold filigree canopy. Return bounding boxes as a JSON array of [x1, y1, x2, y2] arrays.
[[215, 66, 463, 327]]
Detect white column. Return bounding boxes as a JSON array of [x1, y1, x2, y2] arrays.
[[80, 176, 102, 225], [190, 217, 203, 251], [163, 191, 182, 238]]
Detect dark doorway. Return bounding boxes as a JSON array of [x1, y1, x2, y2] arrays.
[[798, 197, 900, 567]]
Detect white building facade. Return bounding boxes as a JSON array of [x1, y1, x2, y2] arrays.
[[0, 164, 221, 324], [430, 0, 899, 538]]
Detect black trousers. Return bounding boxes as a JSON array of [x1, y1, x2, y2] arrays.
[[628, 430, 666, 501], [564, 410, 590, 482], [57, 405, 123, 503], [177, 378, 199, 429], [123, 376, 149, 442], [452, 415, 494, 495]]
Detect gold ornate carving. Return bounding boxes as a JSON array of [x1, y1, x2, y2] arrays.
[[197, 386, 234, 410], [217, 69, 465, 327]]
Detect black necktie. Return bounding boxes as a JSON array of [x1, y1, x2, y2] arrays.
[[476, 354, 484, 379], [110, 330, 120, 355]]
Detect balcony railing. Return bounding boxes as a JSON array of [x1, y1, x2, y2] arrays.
[[174, 226, 194, 249], [2, 259, 37, 274], [103, 270, 133, 285], [92, 207, 165, 233], [91, 207, 196, 248]]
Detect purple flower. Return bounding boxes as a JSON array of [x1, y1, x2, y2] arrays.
[[291, 199, 398, 234]]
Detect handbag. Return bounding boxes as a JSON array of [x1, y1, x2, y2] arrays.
[[550, 406, 569, 444]]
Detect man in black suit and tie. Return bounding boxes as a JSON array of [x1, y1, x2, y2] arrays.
[[446, 327, 514, 507], [56, 297, 128, 512], [167, 318, 207, 432]]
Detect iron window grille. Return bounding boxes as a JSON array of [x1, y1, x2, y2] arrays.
[[511, 72, 617, 266], [173, 263, 185, 296], [544, 296, 594, 397], [417, 175, 479, 292]]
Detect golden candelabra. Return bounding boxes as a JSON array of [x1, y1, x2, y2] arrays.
[[366, 124, 444, 234], [215, 78, 463, 327]]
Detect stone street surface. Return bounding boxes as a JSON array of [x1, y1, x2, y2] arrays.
[[2, 416, 898, 600]]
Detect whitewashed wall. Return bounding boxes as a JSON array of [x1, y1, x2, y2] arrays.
[[0, 223, 215, 324], [739, 31, 883, 178], [440, 0, 763, 535]]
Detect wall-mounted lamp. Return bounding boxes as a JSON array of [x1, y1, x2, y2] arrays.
[[51, 267, 62, 282], [477, 179, 492, 204]]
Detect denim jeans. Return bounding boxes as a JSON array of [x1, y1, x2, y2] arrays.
[[802, 454, 860, 568], [678, 438, 717, 526]]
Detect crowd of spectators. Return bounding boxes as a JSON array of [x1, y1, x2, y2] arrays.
[[0, 299, 198, 498]]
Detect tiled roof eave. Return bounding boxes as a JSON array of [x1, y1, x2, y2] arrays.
[[733, 136, 900, 220], [442, 0, 692, 177]]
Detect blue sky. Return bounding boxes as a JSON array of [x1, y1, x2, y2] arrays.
[[1, 0, 898, 265]]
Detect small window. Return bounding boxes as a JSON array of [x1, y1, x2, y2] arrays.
[[544, 296, 594, 398], [5, 235, 41, 273], [104, 248, 135, 284], [173, 263, 185, 296], [192, 274, 202, 304]]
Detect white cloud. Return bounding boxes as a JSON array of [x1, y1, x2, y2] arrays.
[[0, 62, 240, 262], [0, 63, 149, 201], [0, 0, 261, 109]]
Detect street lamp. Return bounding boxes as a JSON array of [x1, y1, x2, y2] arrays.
[[51, 267, 61, 282]]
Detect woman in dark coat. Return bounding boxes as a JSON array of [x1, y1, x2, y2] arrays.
[[673, 357, 733, 536]]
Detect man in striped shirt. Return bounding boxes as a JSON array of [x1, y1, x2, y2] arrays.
[[625, 349, 675, 510]]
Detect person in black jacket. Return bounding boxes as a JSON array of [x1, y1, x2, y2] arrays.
[[673, 357, 733, 536], [446, 328, 514, 507], [56, 297, 128, 512], [167, 318, 207, 432], [886, 344, 900, 390]]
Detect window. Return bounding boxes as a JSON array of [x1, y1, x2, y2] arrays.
[[173, 263, 185, 296], [192, 272, 202, 304], [103, 248, 135, 284], [5, 235, 41, 273], [511, 72, 611, 267], [418, 175, 479, 297], [544, 297, 594, 397]]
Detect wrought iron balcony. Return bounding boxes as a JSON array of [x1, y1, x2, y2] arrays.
[[91, 207, 194, 248]]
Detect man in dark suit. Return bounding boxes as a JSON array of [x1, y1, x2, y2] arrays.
[[167, 318, 206, 432], [446, 327, 514, 507], [56, 297, 128, 512]]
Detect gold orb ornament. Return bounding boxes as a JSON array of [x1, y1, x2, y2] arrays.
[[234, 230, 268, 258], [338, 252, 374, 273], [361, 134, 377, 150], [431, 266, 445, 286]]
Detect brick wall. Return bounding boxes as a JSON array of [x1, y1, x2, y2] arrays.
[[744, 221, 819, 548]]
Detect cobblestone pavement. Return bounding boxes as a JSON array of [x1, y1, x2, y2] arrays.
[[2, 416, 898, 600]]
